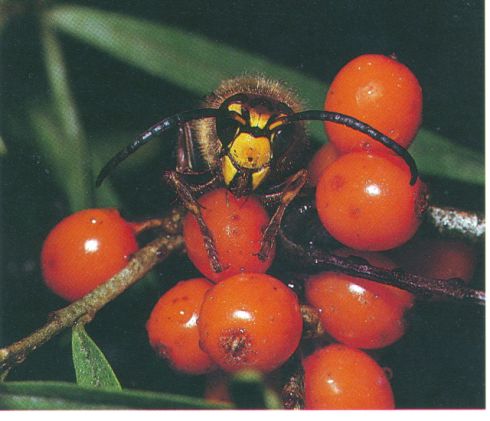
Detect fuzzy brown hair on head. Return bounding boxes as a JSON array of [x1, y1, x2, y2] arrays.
[[205, 74, 304, 112], [193, 75, 305, 168]]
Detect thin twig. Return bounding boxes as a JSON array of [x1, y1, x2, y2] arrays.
[[279, 230, 485, 306], [427, 205, 485, 242], [0, 234, 184, 375]]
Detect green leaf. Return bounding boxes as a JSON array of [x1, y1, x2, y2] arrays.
[[229, 370, 282, 409], [46, 6, 484, 185], [71, 325, 122, 391], [27, 103, 120, 209], [0, 381, 233, 409], [409, 128, 485, 185], [0, 135, 6, 156], [45, 5, 321, 102], [28, 103, 81, 208], [40, 19, 94, 211], [91, 130, 163, 172]]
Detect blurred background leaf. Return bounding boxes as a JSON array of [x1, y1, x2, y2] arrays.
[[410, 128, 484, 185], [28, 102, 120, 208], [0, 136, 6, 155], [40, 18, 94, 211], [46, 5, 321, 100], [229, 370, 282, 409], [0, 381, 232, 409]]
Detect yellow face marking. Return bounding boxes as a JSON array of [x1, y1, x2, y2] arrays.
[[228, 103, 242, 114], [222, 155, 237, 186], [227, 103, 247, 125], [268, 113, 288, 131], [249, 109, 270, 130], [229, 132, 271, 169], [252, 167, 270, 190]]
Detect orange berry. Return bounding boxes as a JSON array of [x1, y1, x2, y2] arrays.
[[146, 278, 215, 375], [41, 208, 138, 301], [306, 249, 414, 349], [325, 54, 422, 154], [307, 142, 339, 187], [198, 273, 302, 373], [303, 344, 395, 409], [316, 152, 428, 251], [183, 188, 274, 282]]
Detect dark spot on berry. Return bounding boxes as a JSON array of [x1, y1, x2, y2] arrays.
[[361, 141, 372, 152], [330, 175, 345, 190], [220, 328, 253, 366], [154, 343, 171, 360], [349, 207, 362, 218], [171, 295, 189, 304], [45, 257, 57, 270]]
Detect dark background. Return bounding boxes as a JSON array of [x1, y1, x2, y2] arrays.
[[0, 0, 485, 408]]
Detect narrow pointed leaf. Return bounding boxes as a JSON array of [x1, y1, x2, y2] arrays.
[[28, 104, 84, 210], [40, 20, 94, 210], [409, 128, 484, 185], [45, 5, 321, 101], [0, 381, 232, 409], [72, 325, 121, 391], [0, 135, 6, 155], [28, 104, 120, 209]]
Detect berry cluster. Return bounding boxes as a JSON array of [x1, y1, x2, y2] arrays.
[[39, 54, 480, 409], [147, 273, 302, 375], [314, 54, 427, 251]]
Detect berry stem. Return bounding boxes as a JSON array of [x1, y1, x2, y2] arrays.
[[130, 206, 186, 235], [0, 233, 184, 376], [300, 305, 324, 339], [281, 369, 304, 410]]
